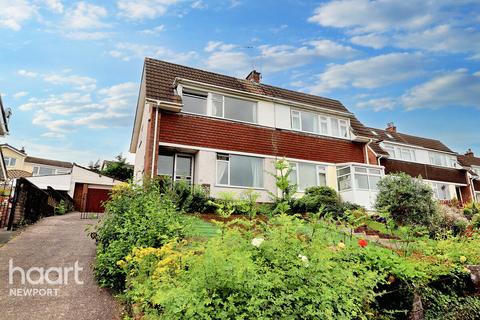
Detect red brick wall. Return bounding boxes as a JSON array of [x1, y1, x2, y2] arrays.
[[157, 112, 366, 164], [143, 107, 162, 177], [367, 146, 377, 165]]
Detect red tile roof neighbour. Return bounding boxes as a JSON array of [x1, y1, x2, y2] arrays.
[[368, 127, 455, 154], [24, 156, 72, 168], [458, 154, 480, 167], [143, 58, 374, 138]]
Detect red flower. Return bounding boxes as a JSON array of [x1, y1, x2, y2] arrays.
[[358, 239, 368, 248]]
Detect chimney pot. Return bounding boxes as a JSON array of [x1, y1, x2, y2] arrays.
[[386, 122, 397, 133], [246, 70, 261, 83], [465, 148, 474, 157]]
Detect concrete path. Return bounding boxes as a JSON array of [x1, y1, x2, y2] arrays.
[[0, 212, 122, 320]]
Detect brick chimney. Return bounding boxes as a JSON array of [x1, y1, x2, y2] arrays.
[[386, 122, 397, 133], [465, 148, 474, 157], [246, 70, 261, 83]]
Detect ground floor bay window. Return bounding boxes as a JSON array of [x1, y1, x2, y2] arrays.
[[337, 164, 384, 210], [216, 153, 263, 188]]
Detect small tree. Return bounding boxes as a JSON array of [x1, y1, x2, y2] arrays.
[[88, 159, 101, 173], [101, 154, 133, 181], [375, 173, 437, 227], [268, 159, 297, 215]]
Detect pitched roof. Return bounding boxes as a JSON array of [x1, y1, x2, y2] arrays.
[[24, 156, 73, 168], [143, 58, 374, 138], [7, 169, 32, 179], [0, 143, 27, 156], [368, 127, 455, 154], [458, 154, 480, 167]]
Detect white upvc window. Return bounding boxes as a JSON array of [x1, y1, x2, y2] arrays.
[[211, 93, 257, 123], [383, 143, 416, 162], [289, 162, 327, 191], [290, 109, 350, 139], [32, 166, 70, 176], [216, 153, 263, 188], [429, 152, 457, 168], [4, 157, 16, 167], [472, 166, 480, 176], [182, 90, 258, 124], [337, 165, 383, 191], [430, 182, 451, 200]]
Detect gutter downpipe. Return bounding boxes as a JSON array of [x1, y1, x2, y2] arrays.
[[150, 103, 159, 179], [365, 139, 373, 165]]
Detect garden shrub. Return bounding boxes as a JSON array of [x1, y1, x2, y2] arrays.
[[375, 173, 437, 227], [463, 202, 480, 220], [94, 180, 190, 290], [157, 176, 214, 213], [122, 215, 383, 319], [291, 186, 343, 216], [429, 204, 469, 237], [472, 213, 480, 229]]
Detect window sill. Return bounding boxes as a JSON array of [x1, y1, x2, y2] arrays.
[[214, 184, 266, 191]]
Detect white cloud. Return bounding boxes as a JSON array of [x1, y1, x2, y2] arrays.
[[43, 72, 97, 91], [401, 69, 480, 110], [204, 39, 358, 74], [308, 0, 440, 33], [395, 24, 480, 54], [63, 31, 110, 40], [191, 0, 205, 9], [13, 91, 29, 99], [117, 0, 179, 20], [21, 81, 138, 138], [141, 24, 165, 35], [63, 2, 108, 29], [17, 69, 38, 77], [350, 33, 389, 49], [0, 0, 37, 31], [306, 52, 424, 94], [109, 42, 198, 64], [356, 97, 397, 111], [43, 0, 63, 13]]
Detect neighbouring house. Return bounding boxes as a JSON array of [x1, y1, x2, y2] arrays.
[[458, 149, 480, 203], [26, 164, 123, 212], [367, 123, 474, 204], [0, 94, 11, 182], [0, 144, 73, 180], [130, 58, 385, 209]]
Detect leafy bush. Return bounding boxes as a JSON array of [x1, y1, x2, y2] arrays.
[[268, 159, 297, 215], [122, 215, 382, 319], [157, 177, 214, 213], [292, 186, 343, 215], [463, 202, 480, 220], [472, 214, 480, 229], [54, 199, 67, 215], [375, 173, 437, 227], [94, 180, 190, 290], [429, 204, 469, 237]]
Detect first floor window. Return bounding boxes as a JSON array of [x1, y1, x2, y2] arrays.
[[211, 94, 257, 123], [183, 92, 207, 115], [4, 157, 16, 167], [216, 154, 263, 188], [290, 162, 327, 191], [33, 166, 57, 176]]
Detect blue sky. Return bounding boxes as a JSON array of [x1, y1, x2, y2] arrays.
[[1, 0, 479, 165]]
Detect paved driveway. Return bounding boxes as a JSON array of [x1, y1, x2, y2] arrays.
[[0, 212, 122, 320]]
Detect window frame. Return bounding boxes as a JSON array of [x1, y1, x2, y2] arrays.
[[182, 91, 208, 115], [289, 161, 327, 191], [4, 157, 16, 167], [290, 109, 350, 139], [215, 153, 264, 189], [337, 165, 383, 192], [157, 151, 194, 183]]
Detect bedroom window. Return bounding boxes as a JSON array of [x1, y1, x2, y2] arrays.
[[4, 157, 16, 167], [212, 94, 257, 123], [183, 91, 207, 115], [291, 109, 350, 139]]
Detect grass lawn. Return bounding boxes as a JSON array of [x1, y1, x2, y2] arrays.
[[186, 215, 220, 238]]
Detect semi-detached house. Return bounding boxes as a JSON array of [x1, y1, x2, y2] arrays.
[[130, 58, 384, 209], [367, 124, 475, 204], [458, 150, 480, 203]]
